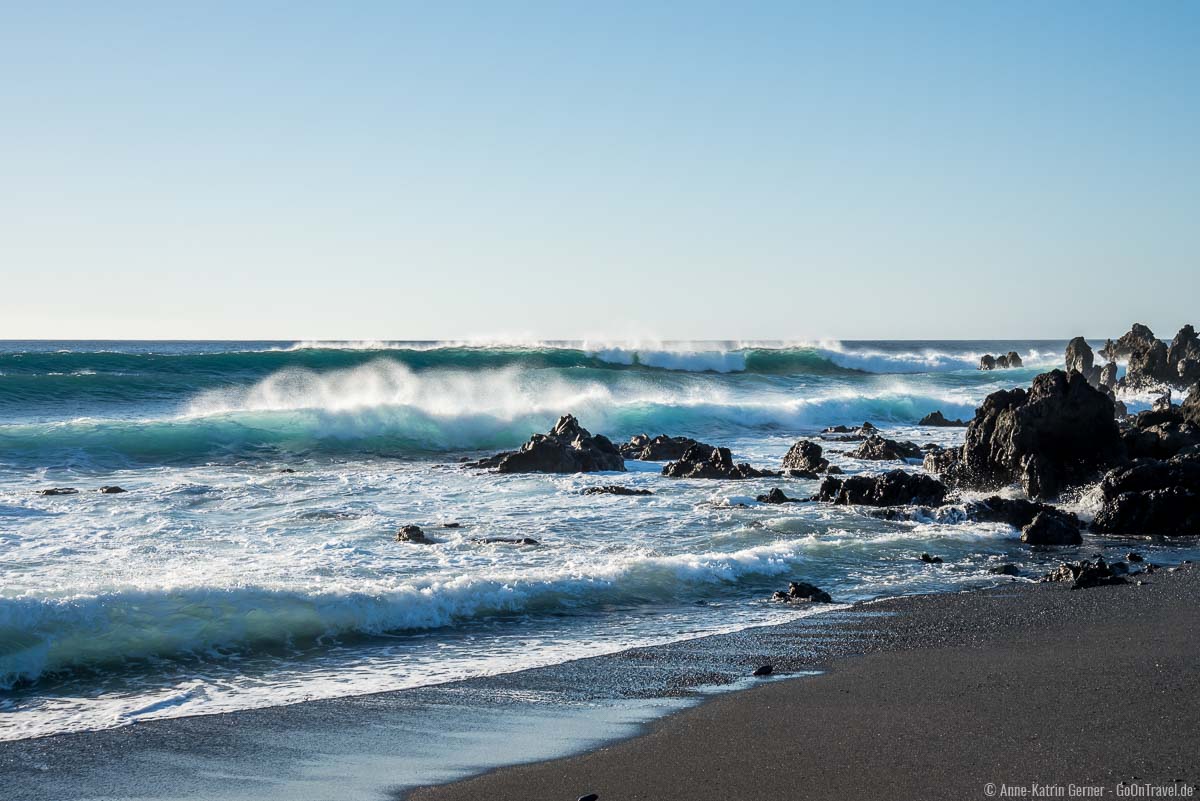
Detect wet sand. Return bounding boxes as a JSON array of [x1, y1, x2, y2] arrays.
[[4, 565, 1197, 801], [410, 564, 1200, 801]]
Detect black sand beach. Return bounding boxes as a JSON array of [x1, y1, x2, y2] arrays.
[[411, 564, 1200, 801], [4, 562, 1197, 801]]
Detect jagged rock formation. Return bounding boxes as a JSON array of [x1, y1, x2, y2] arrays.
[[817, 470, 947, 507], [468, 415, 625, 473], [620, 434, 714, 461], [662, 445, 777, 479], [927, 370, 1123, 499], [848, 435, 923, 461], [781, 440, 829, 474]]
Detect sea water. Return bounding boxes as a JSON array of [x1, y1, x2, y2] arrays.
[[0, 339, 1186, 741]]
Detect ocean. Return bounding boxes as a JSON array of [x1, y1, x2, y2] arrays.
[[0, 339, 1190, 742]]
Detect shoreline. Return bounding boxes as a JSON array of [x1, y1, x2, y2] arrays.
[[410, 563, 1200, 801], [4, 563, 1197, 801]]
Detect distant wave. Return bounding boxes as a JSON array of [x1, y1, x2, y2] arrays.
[[0, 361, 983, 466], [0, 340, 1062, 380]]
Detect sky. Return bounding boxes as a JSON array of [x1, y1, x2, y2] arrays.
[[1, 1, 1197, 341]]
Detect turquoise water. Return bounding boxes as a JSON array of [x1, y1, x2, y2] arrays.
[[0, 339, 1185, 741]]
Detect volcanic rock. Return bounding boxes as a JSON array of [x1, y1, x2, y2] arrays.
[[817, 470, 947, 507], [662, 445, 778, 480], [467, 415, 624, 474]]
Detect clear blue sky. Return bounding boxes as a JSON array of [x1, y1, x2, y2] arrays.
[[2, 1, 1197, 340]]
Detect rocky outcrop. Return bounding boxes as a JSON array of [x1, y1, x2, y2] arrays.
[[662, 445, 777, 479], [756, 488, 799, 504], [919, 553, 943, 564], [848, 435, 922, 461], [771, 581, 832, 604], [1168, 325, 1200, 384], [471, 537, 539, 545], [1065, 336, 1094, 375], [1091, 451, 1200, 536], [1064, 337, 1102, 386], [817, 470, 947, 507], [1121, 339, 1172, 390], [1020, 510, 1083, 545], [468, 415, 624, 474], [1120, 404, 1200, 460], [922, 446, 962, 476], [919, 410, 968, 427], [397, 525, 431, 544], [1100, 322, 1200, 390], [1179, 359, 1200, 388], [781, 440, 829, 473], [820, 422, 878, 441], [581, 485, 653, 496], [1042, 558, 1129, 590], [1099, 362, 1119, 391], [1183, 385, 1200, 427], [620, 434, 713, 461], [36, 487, 77, 496], [964, 495, 1072, 530], [1100, 323, 1158, 362], [942, 370, 1123, 499], [979, 352, 1023, 370], [98, 486, 127, 494]]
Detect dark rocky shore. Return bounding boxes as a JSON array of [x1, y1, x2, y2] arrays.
[[10, 325, 1199, 801]]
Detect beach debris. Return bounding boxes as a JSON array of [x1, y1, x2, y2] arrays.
[[1042, 558, 1128, 590], [471, 537, 539, 545], [581, 485, 653, 496], [1020, 510, 1083, 546], [620, 433, 713, 462], [919, 553, 943, 564], [782, 440, 829, 473], [919, 410, 968, 427], [929, 369, 1123, 499], [466, 415, 625, 474], [36, 487, 78, 496], [662, 445, 778, 480], [817, 470, 947, 507], [772, 581, 832, 604], [756, 488, 799, 504], [848, 434, 923, 461], [98, 486, 127, 494], [396, 525, 431, 544], [989, 563, 1020, 576], [752, 664, 773, 677]]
